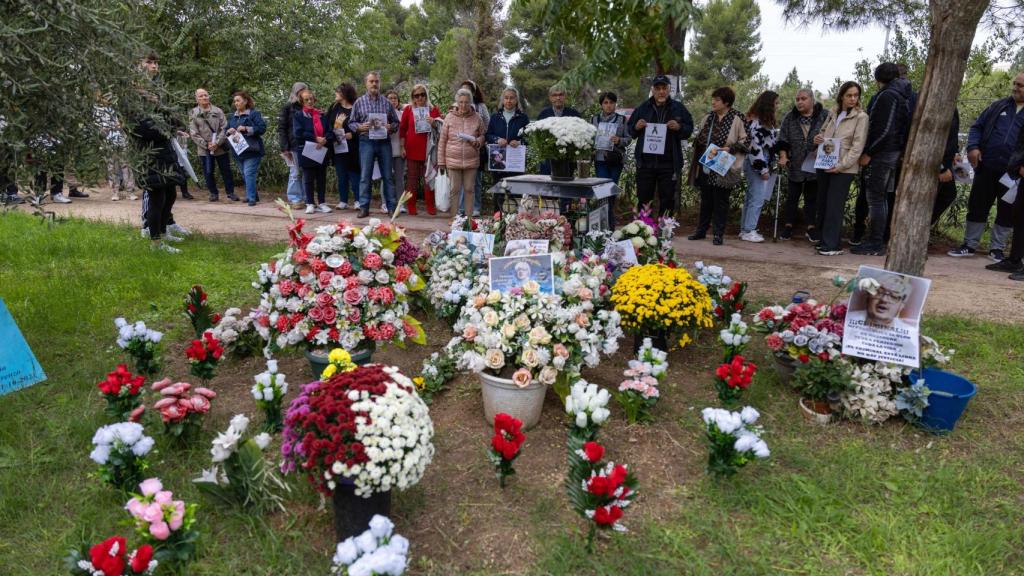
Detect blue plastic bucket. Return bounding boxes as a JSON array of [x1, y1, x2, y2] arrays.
[[907, 368, 977, 433]]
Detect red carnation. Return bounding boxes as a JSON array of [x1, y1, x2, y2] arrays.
[[362, 253, 383, 270], [395, 266, 412, 282], [593, 505, 624, 526], [582, 441, 604, 463], [130, 544, 154, 573], [89, 536, 126, 576]]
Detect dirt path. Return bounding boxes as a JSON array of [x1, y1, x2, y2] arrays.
[[40, 188, 1024, 324]]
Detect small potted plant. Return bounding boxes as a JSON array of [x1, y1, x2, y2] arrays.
[[792, 357, 853, 424]]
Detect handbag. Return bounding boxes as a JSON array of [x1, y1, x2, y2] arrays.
[[434, 172, 451, 212]]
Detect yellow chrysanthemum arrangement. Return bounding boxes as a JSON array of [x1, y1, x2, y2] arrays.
[[320, 348, 358, 380], [610, 264, 714, 348]]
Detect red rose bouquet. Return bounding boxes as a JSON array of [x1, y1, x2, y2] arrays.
[[184, 331, 224, 383], [151, 379, 216, 441], [566, 440, 638, 551], [64, 536, 156, 576], [488, 413, 525, 488], [714, 355, 757, 404], [183, 285, 220, 339], [253, 217, 426, 356], [97, 364, 146, 421]]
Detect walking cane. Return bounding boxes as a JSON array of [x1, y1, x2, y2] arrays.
[[772, 175, 782, 242]]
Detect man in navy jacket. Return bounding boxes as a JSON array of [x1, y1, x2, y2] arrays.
[[626, 75, 694, 216], [536, 86, 580, 176], [949, 72, 1024, 261]]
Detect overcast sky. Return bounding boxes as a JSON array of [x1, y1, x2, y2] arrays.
[[401, 0, 993, 93]]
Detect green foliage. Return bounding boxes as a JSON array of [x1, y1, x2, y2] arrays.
[[791, 357, 852, 400], [195, 439, 290, 514], [685, 0, 765, 106]]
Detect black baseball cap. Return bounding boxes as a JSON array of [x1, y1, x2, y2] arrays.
[[652, 75, 671, 86]]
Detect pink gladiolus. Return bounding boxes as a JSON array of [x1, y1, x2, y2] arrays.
[[194, 387, 217, 399], [149, 520, 170, 540], [151, 378, 173, 391], [139, 478, 163, 497]]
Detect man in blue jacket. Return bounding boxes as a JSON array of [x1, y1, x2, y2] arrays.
[[626, 75, 694, 216], [948, 72, 1024, 261]]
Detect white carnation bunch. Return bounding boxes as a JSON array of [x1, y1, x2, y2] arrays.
[[90, 422, 154, 463], [565, 379, 611, 429], [330, 515, 409, 576], [114, 317, 163, 348]]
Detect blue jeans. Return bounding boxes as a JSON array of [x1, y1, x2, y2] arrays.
[[235, 155, 262, 203], [286, 150, 304, 202], [201, 153, 234, 198], [740, 158, 777, 233], [358, 140, 395, 211], [334, 161, 358, 205]]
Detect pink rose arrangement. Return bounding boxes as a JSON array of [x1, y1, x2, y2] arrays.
[[124, 478, 198, 567], [253, 217, 426, 355], [615, 338, 667, 423], [151, 379, 216, 441]]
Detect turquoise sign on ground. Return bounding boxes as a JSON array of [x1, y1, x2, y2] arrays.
[[0, 298, 46, 395]]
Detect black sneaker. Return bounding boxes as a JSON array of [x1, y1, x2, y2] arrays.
[[947, 245, 975, 257], [712, 235, 724, 246], [780, 226, 793, 240], [989, 249, 1005, 262], [68, 188, 89, 198], [806, 230, 820, 244], [848, 233, 863, 246], [1010, 272, 1024, 282], [817, 247, 843, 256], [851, 244, 885, 256], [182, 190, 195, 200], [986, 258, 1022, 272], [3, 194, 24, 205], [687, 231, 707, 241]]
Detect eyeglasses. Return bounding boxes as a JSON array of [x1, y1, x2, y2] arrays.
[[872, 287, 907, 302], [413, 93, 426, 98]]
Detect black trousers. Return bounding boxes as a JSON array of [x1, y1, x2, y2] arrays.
[[930, 180, 958, 226], [966, 165, 1014, 226], [303, 165, 327, 205], [1008, 188, 1024, 261], [637, 165, 678, 216], [783, 179, 818, 229], [144, 183, 175, 240], [35, 171, 64, 195], [696, 177, 731, 236], [815, 171, 855, 251]]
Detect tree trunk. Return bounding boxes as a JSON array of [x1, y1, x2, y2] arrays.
[[885, 0, 988, 276]]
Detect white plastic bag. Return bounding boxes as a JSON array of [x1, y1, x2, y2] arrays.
[[434, 172, 451, 212]]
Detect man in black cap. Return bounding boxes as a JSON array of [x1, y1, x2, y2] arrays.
[[626, 75, 694, 216]]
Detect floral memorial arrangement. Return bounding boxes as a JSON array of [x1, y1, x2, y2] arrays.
[[124, 478, 199, 566], [194, 414, 288, 512], [701, 407, 770, 477], [90, 422, 155, 490], [184, 331, 224, 383], [503, 208, 573, 252], [281, 365, 434, 498], [114, 317, 163, 376], [693, 261, 747, 321], [251, 359, 288, 432], [97, 364, 146, 421], [208, 307, 262, 357], [522, 116, 596, 163], [183, 285, 220, 339], [253, 217, 426, 355], [424, 236, 477, 323], [610, 263, 714, 349], [64, 536, 157, 576], [615, 338, 666, 424], [330, 515, 409, 576], [489, 412, 526, 488], [150, 379, 216, 441]]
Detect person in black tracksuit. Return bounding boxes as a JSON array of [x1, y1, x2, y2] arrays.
[[131, 102, 184, 251], [984, 117, 1024, 278], [627, 75, 695, 217]]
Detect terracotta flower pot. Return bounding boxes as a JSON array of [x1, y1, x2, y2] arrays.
[[799, 397, 834, 425]]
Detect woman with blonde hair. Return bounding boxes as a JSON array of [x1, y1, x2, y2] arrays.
[[399, 83, 442, 214]]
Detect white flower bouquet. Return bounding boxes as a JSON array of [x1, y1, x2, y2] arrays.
[[114, 317, 163, 376], [330, 515, 409, 576], [424, 238, 477, 323], [702, 406, 769, 477], [523, 116, 597, 162], [195, 414, 288, 512], [91, 422, 155, 490], [250, 359, 288, 432]]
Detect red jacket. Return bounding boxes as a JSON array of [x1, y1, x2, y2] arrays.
[[399, 105, 441, 161]]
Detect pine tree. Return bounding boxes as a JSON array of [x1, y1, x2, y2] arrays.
[[686, 0, 764, 106]]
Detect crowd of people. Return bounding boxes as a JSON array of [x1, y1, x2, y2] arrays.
[[3, 53, 1022, 281]]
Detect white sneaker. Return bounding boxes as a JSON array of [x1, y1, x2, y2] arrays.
[[169, 223, 190, 235], [164, 232, 184, 242], [141, 228, 149, 238], [740, 231, 765, 243], [128, 193, 138, 201], [472, 210, 481, 217], [336, 202, 348, 210], [111, 194, 120, 201], [52, 193, 72, 204], [304, 205, 315, 214], [318, 204, 332, 213], [153, 242, 181, 254], [400, 205, 407, 213], [379, 204, 388, 214]]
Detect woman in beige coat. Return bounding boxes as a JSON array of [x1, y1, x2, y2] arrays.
[[814, 81, 868, 256], [438, 88, 485, 216]]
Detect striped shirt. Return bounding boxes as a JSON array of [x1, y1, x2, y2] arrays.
[[348, 93, 400, 139]]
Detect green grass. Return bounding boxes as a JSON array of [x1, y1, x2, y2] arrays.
[[1, 212, 1023, 575]]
